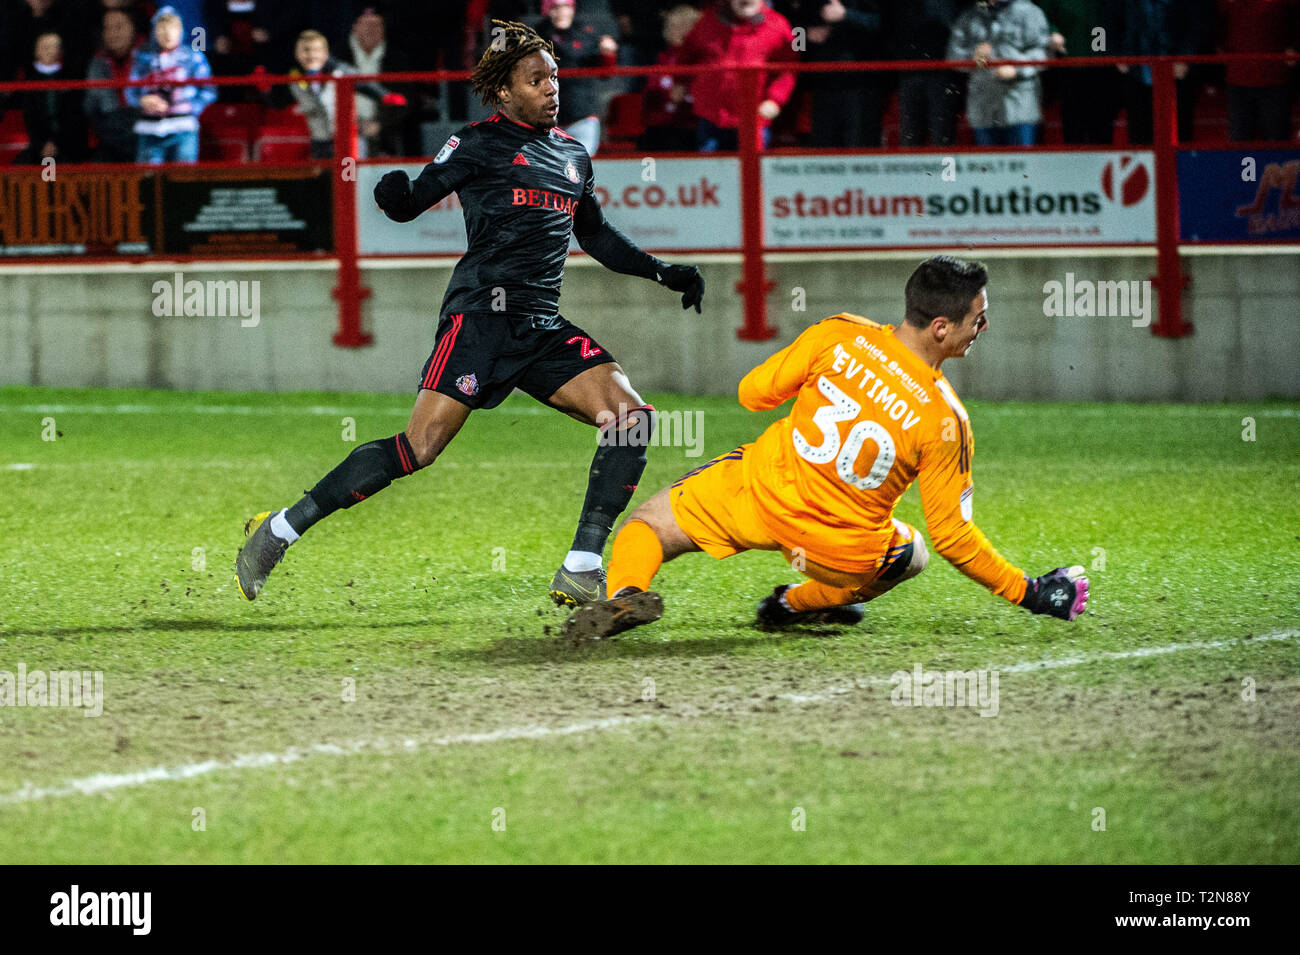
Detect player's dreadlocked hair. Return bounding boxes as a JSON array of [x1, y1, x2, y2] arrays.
[[471, 20, 556, 107]]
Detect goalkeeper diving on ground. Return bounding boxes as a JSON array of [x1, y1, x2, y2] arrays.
[[564, 255, 1090, 639]]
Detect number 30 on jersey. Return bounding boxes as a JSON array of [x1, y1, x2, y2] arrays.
[[792, 376, 896, 489]]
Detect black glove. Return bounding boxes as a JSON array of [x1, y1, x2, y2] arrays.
[[374, 169, 413, 218], [1020, 565, 1089, 621], [658, 264, 704, 313]]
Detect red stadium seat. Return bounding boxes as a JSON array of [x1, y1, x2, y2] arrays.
[[600, 93, 642, 151], [203, 138, 251, 161], [0, 109, 28, 165], [205, 102, 263, 133], [255, 138, 311, 162], [259, 107, 310, 136]]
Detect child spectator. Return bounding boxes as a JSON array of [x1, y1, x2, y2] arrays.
[[1218, 0, 1300, 142], [639, 4, 703, 151], [947, 0, 1049, 146], [85, 8, 142, 161], [16, 32, 87, 164], [677, 0, 797, 152], [285, 29, 397, 160], [127, 6, 216, 163]]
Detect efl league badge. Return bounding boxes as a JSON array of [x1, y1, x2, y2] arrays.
[[565, 160, 580, 183], [434, 135, 460, 164], [456, 373, 479, 396]]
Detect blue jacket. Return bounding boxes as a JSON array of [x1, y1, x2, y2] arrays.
[[125, 10, 215, 134]]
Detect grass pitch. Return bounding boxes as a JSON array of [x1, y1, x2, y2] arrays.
[[0, 386, 1296, 863]]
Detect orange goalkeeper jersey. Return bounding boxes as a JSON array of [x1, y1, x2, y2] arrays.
[[737, 313, 1027, 604]]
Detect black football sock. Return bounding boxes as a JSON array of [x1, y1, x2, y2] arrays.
[[284, 433, 420, 536], [569, 406, 656, 556]]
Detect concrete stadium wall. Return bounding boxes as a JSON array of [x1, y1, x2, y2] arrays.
[[1, 251, 1297, 401]]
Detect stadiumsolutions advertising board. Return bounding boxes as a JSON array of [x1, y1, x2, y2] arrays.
[[358, 151, 1154, 254], [357, 157, 740, 254], [763, 152, 1156, 248]]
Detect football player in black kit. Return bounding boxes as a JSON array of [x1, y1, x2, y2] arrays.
[[236, 20, 705, 607]]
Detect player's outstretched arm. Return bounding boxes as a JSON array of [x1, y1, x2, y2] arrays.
[[374, 133, 477, 223], [917, 432, 1089, 620], [374, 163, 466, 223], [573, 191, 704, 312], [736, 322, 830, 411]]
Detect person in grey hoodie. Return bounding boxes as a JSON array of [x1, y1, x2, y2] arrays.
[[946, 0, 1049, 145]]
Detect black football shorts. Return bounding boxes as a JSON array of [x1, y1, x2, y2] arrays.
[[417, 311, 617, 410]]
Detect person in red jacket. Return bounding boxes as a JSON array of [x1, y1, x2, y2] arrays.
[[675, 0, 797, 150], [1218, 0, 1300, 142]]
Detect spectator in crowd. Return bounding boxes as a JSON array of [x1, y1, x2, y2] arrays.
[[84, 7, 142, 161], [348, 7, 415, 157], [533, 0, 619, 156], [6, 0, 98, 80], [677, 0, 797, 152], [285, 29, 397, 160], [780, 0, 889, 147], [206, 0, 274, 85], [16, 31, 86, 163], [894, 0, 970, 147], [947, 0, 1050, 146], [1218, 0, 1300, 142], [638, 3, 702, 151], [102, 0, 153, 37], [126, 6, 216, 163], [1037, 0, 1116, 144], [612, 0, 685, 66], [1109, 0, 1215, 144]]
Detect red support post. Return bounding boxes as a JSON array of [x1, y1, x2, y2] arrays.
[[331, 75, 374, 347], [735, 67, 777, 342], [1149, 61, 1192, 337]]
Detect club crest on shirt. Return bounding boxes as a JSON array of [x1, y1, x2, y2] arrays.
[[456, 373, 479, 396], [565, 160, 579, 183], [434, 135, 460, 164]]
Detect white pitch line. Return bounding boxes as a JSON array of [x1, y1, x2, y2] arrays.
[[1, 630, 1295, 806], [0, 715, 657, 805], [776, 630, 1299, 704]]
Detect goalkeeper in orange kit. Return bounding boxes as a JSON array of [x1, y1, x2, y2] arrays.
[[563, 255, 1090, 639]]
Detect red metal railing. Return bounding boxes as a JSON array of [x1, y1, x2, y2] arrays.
[[1, 52, 1297, 346]]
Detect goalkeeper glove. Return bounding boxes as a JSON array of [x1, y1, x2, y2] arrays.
[[658, 264, 705, 313], [374, 169, 413, 218], [1020, 565, 1089, 621]]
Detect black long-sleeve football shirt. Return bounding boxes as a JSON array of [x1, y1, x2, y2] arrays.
[[381, 109, 666, 321]]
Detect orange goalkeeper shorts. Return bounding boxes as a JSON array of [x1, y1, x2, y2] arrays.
[[668, 444, 919, 590], [669, 445, 780, 559]]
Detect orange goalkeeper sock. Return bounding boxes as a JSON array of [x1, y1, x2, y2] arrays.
[[784, 579, 860, 613], [607, 519, 663, 596]]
